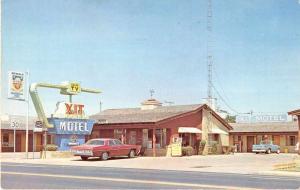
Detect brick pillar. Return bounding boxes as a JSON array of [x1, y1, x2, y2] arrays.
[[153, 129, 156, 157]]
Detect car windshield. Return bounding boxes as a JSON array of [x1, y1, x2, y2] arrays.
[[85, 140, 105, 145]]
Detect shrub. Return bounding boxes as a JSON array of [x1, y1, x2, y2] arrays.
[[182, 146, 194, 156], [200, 140, 206, 147], [198, 140, 207, 155], [45, 144, 58, 151], [211, 141, 218, 154]]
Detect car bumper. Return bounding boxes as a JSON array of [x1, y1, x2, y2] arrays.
[[252, 150, 266, 153], [71, 150, 93, 156]]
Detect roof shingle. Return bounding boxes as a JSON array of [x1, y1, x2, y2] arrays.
[[230, 122, 298, 133], [90, 104, 202, 124]]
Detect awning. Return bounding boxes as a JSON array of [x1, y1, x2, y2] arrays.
[[210, 127, 228, 135], [178, 127, 202, 134]]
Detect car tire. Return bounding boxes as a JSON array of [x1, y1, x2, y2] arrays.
[[101, 152, 109, 161], [266, 149, 271, 154], [276, 149, 280, 154], [255, 152, 259, 154], [128, 150, 135, 158], [81, 156, 88, 161]]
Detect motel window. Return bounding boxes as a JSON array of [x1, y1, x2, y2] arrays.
[[114, 129, 122, 141], [155, 129, 167, 148], [2, 133, 9, 147], [288, 136, 296, 146], [257, 135, 263, 144]]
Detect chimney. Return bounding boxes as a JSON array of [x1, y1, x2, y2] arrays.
[[141, 99, 162, 110]]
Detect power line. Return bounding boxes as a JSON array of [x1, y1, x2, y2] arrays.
[[211, 83, 241, 114], [212, 66, 232, 106]]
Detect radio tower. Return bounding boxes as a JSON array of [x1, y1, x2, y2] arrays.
[[207, 0, 213, 108], [206, 0, 213, 145]]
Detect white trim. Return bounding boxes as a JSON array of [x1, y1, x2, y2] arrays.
[[178, 127, 202, 134]]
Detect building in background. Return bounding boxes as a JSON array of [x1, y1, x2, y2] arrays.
[[229, 122, 298, 153], [0, 115, 51, 152], [288, 109, 300, 155]]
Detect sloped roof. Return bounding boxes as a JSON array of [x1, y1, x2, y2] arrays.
[[230, 122, 298, 133], [90, 104, 203, 124], [288, 109, 300, 116]]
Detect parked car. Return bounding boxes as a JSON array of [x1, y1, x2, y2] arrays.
[[70, 138, 141, 161], [252, 140, 280, 154]]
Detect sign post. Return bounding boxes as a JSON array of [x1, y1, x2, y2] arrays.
[[33, 121, 43, 159], [10, 119, 20, 153], [8, 71, 30, 159]]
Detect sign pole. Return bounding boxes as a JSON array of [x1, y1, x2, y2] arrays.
[[13, 125, 16, 152], [33, 129, 35, 159], [25, 71, 30, 159]]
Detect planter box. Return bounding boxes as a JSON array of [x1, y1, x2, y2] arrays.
[[40, 151, 73, 159]]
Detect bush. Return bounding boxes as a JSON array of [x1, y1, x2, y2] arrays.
[[198, 140, 207, 155], [200, 140, 206, 147], [182, 146, 194, 156], [211, 141, 218, 154], [45, 144, 58, 151]]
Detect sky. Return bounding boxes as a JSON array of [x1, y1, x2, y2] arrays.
[[1, 0, 300, 117]]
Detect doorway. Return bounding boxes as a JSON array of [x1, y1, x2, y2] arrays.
[[247, 136, 255, 152], [272, 135, 280, 146], [16, 134, 22, 152]]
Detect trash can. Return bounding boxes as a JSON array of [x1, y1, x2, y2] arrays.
[[284, 148, 288, 153]]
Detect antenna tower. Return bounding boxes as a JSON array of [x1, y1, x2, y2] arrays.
[[206, 0, 213, 145], [207, 0, 213, 107]]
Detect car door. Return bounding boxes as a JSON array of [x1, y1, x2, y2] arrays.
[[114, 139, 128, 156], [108, 140, 118, 157]]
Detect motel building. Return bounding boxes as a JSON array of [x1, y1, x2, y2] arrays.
[[90, 98, 233, 156], [229, 114, 299, 153], [288, 109, 300, 155], [1, 115, 48, 152]]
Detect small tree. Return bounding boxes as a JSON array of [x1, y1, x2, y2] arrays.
[[225, 115, 236, 123]]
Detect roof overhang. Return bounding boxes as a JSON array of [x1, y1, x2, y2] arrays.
[[203, 105, 233, 130], [288, 109, 300, 116], [210, 127, 228, 135], [178, 127, 202, 133]]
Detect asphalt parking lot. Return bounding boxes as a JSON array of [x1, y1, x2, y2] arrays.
[[1, 153, 299, 176]]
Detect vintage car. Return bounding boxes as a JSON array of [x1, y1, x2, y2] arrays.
[[252, 140, 280, 154], [70, 138, 141, 161]]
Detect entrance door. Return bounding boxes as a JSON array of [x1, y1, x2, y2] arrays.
[[28, 134, 33, 152], [129, 131, 136, 145], [16, 134, 22, 152], [247, 136, 254, 152], [273, 135, 280, 146]]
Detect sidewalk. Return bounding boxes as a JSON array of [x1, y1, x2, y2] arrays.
[[1, 152, 299, 177]]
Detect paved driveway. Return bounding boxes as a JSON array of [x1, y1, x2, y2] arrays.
[[1, 153, 299, 176]]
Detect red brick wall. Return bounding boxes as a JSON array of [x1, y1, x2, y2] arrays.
[[157, 110, 202, 143]]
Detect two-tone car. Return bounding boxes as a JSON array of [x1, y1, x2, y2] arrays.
[[252, 140, 280, 154], [70, 138, 141, 161]]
